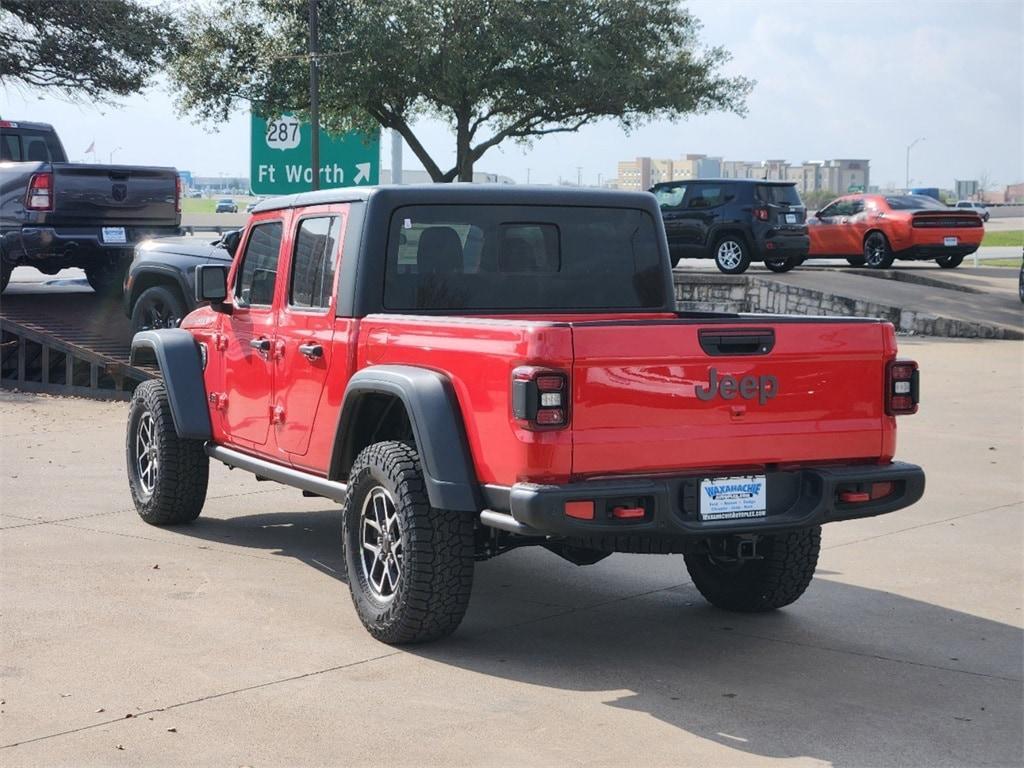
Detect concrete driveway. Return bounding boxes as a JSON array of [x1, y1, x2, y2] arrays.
[[1, 339, 1021, 766]]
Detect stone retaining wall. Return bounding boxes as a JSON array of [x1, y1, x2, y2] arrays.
[[673, 273, 1021, 339]]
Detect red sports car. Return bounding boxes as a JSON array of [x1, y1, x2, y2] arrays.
[[807, 194, 984, 269]]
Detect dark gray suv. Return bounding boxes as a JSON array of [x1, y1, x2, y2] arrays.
[[651, 179, 809, 274]]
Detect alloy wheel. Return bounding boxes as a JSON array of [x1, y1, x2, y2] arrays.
[[359, 486, 404, 601], [717, 240, 743, 270], [135, 411, 159, 495]]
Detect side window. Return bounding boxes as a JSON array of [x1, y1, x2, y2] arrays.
[[817, 201, 839, 217], [653, 184, 686, 209], [686, 185, 725, 209], [234, 221, 283, 307], [849, 200, 865, 216], [289, 216, 342, 309]]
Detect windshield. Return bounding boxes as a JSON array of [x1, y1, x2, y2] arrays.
[[384, 204, 665, 311], [884, 195, 949, 211]]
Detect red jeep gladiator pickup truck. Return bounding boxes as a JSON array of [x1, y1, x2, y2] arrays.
[[126, 185, 925, 644]]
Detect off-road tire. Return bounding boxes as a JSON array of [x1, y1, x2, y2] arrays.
[[342, 441, 475, 644], [713, 235, 751, 274], [131, 285, 187, 333], [763, 257, 800, 273], [85, 258, 127, 297], [846, 256, 867, 267], [126, 379, 208, 525], [863, 232, 894, 269], [684, 527, 821, 612], [936, 254, 964, 269]]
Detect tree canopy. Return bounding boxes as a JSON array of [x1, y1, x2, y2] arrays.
[[173, 0, 753, 182], [0, 0, 179, 102]]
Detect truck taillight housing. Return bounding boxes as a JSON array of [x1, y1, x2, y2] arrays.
[[175, 175, 182, 213], [753, 207, 769, 221], [885, 359, 919, 415], [25, 171, 53, 211], [512, 366, 569, 430]]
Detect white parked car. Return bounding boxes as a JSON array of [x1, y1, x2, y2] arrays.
[[954, 201, 990, 222]]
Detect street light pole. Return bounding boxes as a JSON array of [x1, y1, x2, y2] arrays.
[[308, 0, 320, 191], [109, 147, 122, 164], [905, 137, 924, 191]]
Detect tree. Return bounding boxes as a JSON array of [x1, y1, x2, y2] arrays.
[[171, 0, 753, 182], [0, 0, 179, 101]]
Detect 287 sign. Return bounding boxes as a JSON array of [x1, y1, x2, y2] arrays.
[[264, 115, 302, 151], [250, 112, 379, 195]]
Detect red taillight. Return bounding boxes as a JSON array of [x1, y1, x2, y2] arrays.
[[754, 207, 769, 221], [885, 359, 919, 415], [0, 120, 17, 129], [175, 176, 182, 214], [512, 366, 569, 430], [25, 172, 53, 211]]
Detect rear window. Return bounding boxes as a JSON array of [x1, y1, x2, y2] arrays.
[[384, 205, 665, 311], [755, 184, 802, 205], [885, 195, 948, 211], [0, 129, 65, 163]]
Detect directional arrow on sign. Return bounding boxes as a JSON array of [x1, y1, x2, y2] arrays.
[[354, 163, 371, 184]]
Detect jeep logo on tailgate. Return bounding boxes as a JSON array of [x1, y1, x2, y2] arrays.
[[695, 368, 778, 405]]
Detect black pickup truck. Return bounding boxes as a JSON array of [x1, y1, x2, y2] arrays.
[[0, 120, 181, 294]]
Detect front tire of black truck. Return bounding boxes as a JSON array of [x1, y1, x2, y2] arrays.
[[684, 527, 821, 612], [126, 379, 209, 525], [342, 441, 475, 644]]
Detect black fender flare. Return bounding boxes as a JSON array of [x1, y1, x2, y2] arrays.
[[333, 365, 479, 512], [130, 329, 211, 440]]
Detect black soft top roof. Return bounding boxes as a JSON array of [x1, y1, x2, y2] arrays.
[[650, 178, 797, 189], [252, 184, 658, 214]]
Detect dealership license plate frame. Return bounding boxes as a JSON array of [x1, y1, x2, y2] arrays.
[[699, 475, 768, 521], [101, 227, 127, 245]]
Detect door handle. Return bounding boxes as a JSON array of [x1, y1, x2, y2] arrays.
[[249, 337, 271, 354], [298, 341, 323, 360]]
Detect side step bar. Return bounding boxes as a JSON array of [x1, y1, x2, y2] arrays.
[[206, 445, 348, 503]]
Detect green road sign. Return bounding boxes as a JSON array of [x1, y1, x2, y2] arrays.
[[250, 113, 379, 195], [847, 184, 865, 193]]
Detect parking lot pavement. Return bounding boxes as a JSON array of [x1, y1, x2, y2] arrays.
[[1, 339, 1021, 767]]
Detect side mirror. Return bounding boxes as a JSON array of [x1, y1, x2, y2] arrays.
[[195, 264, 231, 313], [220, 229, 242, 257]]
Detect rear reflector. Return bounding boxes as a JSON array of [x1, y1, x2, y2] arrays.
[[839, 491, 870, 503], [565, 501, 594, 520], [611, 505, 646, 520], [870, 482, 894, 500]]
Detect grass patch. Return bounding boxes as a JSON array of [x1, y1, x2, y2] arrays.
[[181, 198, 216, 214], [980, 258, 1023, 268], [981, 230, 1024, 247]]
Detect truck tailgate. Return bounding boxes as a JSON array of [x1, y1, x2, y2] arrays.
[[570, 318, 892, 477], [51, 164, 178, 226]]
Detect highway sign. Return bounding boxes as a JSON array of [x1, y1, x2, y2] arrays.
[[250, 113, 379, 195]]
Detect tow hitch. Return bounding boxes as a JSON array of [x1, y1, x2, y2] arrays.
[[708, 535, 762, 561]]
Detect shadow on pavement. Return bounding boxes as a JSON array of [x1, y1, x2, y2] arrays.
[[175, 508, 1024, 767]]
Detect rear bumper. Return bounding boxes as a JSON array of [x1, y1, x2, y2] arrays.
[[896, 244, 980, 260], [1, 225, 182, 266], [491, 461, 924, 539], [755, 230, 809, 260]]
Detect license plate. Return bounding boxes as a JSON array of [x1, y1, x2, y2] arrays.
[[699, 475, 767, 521], [101, 227, 127, 244], [784, 213, 797, 224], [944, 236, 958, 247]]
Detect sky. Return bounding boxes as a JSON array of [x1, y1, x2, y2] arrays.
[[2, 0, 1021, 190]]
